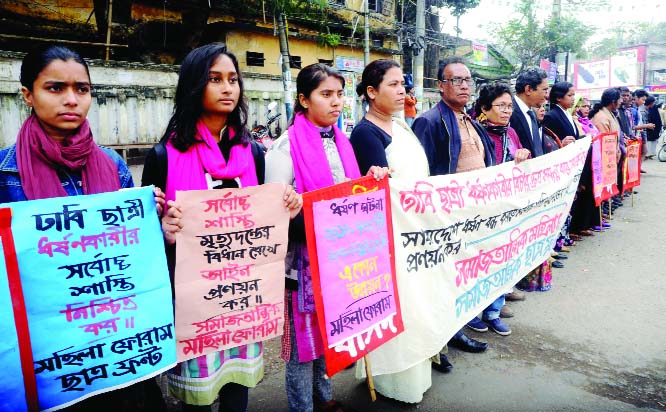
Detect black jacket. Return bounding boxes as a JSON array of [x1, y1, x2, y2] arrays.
[[542, 105, 581, 141]]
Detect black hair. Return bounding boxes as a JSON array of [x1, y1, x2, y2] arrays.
[[589, 88, 621, 119], [162, 43, 248, 152], [355, 59, 401, 100], [633, 89, 648, 99], [515, 67, 548, 94], [473, 82, 512, 117], [618, 86, 631, 94], [645, 95, 656, 106], [20, 45, 90, 91], [437, 56, 466, 81], [549, 81, 574, 105], [292, 63, 345, 124]]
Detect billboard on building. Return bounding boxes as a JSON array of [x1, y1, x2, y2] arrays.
[[574, 59, 610, 90], [574, 46, 647, 94], [471, 41, 489, 67]]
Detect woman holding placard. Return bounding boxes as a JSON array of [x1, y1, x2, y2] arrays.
[[143, 43, 301, 412], [265, 63, 388, 412], [0, 44, 166, 411]]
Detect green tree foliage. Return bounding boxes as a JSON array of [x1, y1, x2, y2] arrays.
[[491, 0, 592, 71], [441, 0, 480, 17]]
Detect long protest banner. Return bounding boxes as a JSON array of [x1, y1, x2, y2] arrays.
[[174, 184, 289, 362], [0, 187, 176, 411], [361, 137, 591, 376], [623, 139, 642, 192], [592, 132, 619, 206], [303, 176, 403, 377]]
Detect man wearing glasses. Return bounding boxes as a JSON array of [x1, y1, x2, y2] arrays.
[[413, 56, 495, 175], [412, 56, 495, 372], [510, 67, 549, 158]]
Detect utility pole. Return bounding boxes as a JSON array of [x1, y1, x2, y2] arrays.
[[550, 0, 561, 78], [363, 0, 370, 65], [277, 12, 293, 121], [105, 0, 113, 60], [414, 0, 425, 113]]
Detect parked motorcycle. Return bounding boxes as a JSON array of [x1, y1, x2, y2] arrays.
[[251, 101, 281, 152]]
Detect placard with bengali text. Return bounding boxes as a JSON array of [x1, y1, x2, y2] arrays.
[[0, 236, 28, 412], [174, 184, 289, 362], [0, 187, 176, 411], [623, 139, 641, 192], [303, 176, 402, 377], [592, 132, 619, 206]]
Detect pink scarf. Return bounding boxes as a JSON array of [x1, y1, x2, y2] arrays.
[[286, 113, 360, 362], [165, 120, 258, 204], [288, 112, 361, 193], [16, 114, 120, 200]]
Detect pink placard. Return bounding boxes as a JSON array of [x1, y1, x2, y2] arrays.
[[312, 190, 396, 346]]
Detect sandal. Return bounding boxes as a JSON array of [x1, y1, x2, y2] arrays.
[[316, 400, 359, 412], [569, 234, 583, 241], [579, 229, 594, 236]]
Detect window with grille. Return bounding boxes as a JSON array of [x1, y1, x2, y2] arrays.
[[246, 51, 265, 67], [289, 55, 302, 69]]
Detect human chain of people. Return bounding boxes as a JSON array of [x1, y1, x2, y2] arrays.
[[0, 41, 655, 412]]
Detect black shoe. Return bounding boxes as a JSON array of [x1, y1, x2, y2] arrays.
[[551, 260, 565, 268], [448, 333, 488, 353], [432, 354, 453, 373], [552, 253, 568, 260]]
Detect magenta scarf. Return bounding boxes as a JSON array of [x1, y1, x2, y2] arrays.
[[165, 120, 258, 204], [576, 112, 600, 137], [288, 112, 361, 193], [15, 114, 120, 200]]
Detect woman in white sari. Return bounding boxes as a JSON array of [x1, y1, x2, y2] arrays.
[[349, 59, 431, 403]]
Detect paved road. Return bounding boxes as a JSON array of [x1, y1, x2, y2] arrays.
[[133, 158, 666, 412]]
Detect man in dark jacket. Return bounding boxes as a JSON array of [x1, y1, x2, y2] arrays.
[[413, 56, 495, 175], [411, 56, 498, 373], [509, 67, 549, 158]]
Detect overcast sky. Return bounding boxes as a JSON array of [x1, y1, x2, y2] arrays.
[[438, 0, 666, 47]]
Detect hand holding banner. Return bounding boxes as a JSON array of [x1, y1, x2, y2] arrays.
[[0, 187, 176, 411], [303, 176, 403, 377]]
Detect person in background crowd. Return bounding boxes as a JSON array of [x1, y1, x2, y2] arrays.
[[1, 44, 166, 412], [143, 43, 302, 412], [349, 58, 433, 403], [617, 86, 635, 179], [412, 56, 503, 344], [572, 97, 599, 137], [265, 63, 388, 412], [541, 82, 599, 248], [509, 67, 549, 158], [404, 85, 417, 127], [646, 96, 663, 157], [541, 82, 579, 146], [589, 88, 624, 218], [508, 69, 558, 288], [630, 90, 652, 160], [568, 96, 606, 235], [473, 81, 530, 314]]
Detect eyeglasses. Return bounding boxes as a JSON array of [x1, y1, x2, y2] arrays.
[[492, 103, 514, 112], [441, 77, 475, 87]]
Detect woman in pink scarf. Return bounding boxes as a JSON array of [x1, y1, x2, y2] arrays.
[[265, 64, 388, 412], [0, 45, 166, 410], [145, 44, 301, 411]]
